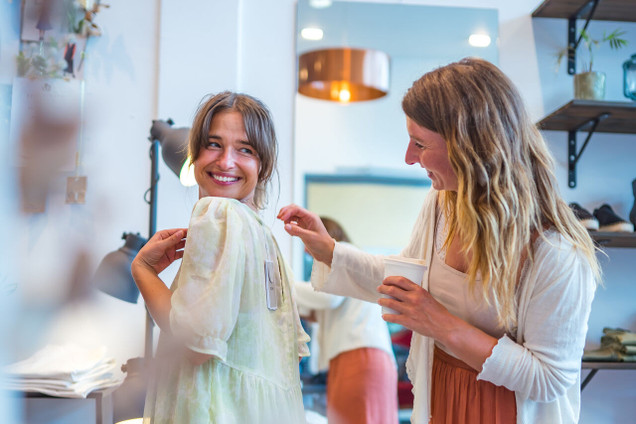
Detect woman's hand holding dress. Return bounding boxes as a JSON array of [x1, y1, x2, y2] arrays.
[[131, 228, 187, 331], [133, 228, 188, 275]]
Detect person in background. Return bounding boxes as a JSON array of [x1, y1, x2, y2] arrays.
[[279, 58, 600, 424], [295, 216, 398, 424], [131, 91, 309, 423]]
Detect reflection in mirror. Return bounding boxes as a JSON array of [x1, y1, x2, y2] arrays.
[[293, 0, 498, 269], [304, 173, 431, 265]]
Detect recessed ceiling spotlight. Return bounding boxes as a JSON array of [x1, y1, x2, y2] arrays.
[[301, 27, 324, 41], [309, 0, 332, 8], [468, 33, 491, 47]]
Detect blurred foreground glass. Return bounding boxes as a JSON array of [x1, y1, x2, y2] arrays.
[[93, 119, 193, 423]]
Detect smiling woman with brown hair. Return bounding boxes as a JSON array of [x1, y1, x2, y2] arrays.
[[131, 91, 310, 423]]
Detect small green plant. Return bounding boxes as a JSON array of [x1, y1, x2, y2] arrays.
[[15, 39, 65, 79], [558, 28, 629, 73], [16, 51, 31, 77], [15, 0, 110, 80]]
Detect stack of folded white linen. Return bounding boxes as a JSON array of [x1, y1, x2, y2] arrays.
[[1, 344, 124, 398]]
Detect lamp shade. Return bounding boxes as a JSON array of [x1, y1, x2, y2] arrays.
[[149, 120, 195, 186], [298, 47, 390, 102], [93, 233, 147, 303]]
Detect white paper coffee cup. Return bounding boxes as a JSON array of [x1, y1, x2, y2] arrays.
[[381, 256, 427, 315]]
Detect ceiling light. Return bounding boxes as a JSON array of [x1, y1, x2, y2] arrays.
[[298, 48, 390, 103], [309, 0, 332, 8], [468, 33, 491, 47], [301, 27, 324, 41]]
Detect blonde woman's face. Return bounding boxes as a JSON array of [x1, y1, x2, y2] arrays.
[[405, 117, 458, 191]]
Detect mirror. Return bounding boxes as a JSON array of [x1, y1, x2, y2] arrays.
[[293, 0, 499, 269]]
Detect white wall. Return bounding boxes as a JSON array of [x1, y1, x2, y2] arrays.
[[2, 0, 635, 423]]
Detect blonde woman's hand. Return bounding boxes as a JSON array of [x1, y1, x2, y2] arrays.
[[378, 276, 498, 372], [277, 204, 335, 266], [132, 228, 188, 277]]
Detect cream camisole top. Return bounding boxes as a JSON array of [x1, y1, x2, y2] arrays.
[[428, 208, 506, 357]]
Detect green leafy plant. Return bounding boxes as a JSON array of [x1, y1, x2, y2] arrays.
[[558, 28, 629, 73]]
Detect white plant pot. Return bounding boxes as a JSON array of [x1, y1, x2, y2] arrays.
[[574, 71, 606, 100]]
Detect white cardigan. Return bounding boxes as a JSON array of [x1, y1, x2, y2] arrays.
[[312, 189, 596, 424]]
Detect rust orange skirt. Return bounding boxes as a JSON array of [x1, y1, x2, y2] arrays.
[[327, 347, 398, 424], [430, 345, 516, 424]]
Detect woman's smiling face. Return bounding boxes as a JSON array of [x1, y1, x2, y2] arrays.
[[404, 117, 458, 191], [194, 110, 260, 208]]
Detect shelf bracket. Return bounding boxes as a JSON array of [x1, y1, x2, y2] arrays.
[[567, 0, 601, 75], [568, 112, 610, 188], [581, 368, 598, 391]]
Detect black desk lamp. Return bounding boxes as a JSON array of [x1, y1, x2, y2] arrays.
[[92, 119, 193, 423]]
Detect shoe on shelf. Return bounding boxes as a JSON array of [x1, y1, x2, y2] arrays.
[[593, 204, 635, 232], [629, 178, 636, 230], [569, 202, 599, 231]]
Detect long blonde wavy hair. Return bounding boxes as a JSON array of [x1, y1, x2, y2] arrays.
[[401, 58, 600, 329]]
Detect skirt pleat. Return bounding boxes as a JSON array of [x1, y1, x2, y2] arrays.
[[430, 345, 516, 424]]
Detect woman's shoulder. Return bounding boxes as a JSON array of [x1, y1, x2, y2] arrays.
[[193, 195, 241, 211], [192, 196, 261, 224], [534, 230, 577, 256], [530, 229, 595, 279]]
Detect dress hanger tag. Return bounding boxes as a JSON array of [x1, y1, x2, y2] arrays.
[[264, 260, 281, 311]]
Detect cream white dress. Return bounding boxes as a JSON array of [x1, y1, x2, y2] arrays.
[[143, 197, 310, 424]]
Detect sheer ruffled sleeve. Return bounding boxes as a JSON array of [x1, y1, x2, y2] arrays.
[[169, 197, 247, 361]]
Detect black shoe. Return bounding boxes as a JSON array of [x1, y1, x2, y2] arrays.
[[569, 202, 599, 231], [593, 204, 635, 232], [629, 179, 636, 230]]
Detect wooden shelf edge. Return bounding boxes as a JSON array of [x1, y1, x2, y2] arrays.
[[532, 0, 636, 22], [582, 361, 636, 369], [591, 232, 636, 248], [536, 100, 636, 134]]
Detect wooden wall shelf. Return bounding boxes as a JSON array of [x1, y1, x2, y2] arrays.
[[581, 361, 636, 390], [532, 0, 636, 74], [532, 0, 636, 22], [536, 100, 636, 187], [537, 100, 636, 134], [591, 232, 636, 248], [582, 361, 636, 369]]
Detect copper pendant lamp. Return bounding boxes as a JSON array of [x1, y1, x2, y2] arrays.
[[298, 47, 390, 102]]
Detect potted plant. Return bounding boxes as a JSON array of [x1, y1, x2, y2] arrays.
[[558, 28, 628, 100]]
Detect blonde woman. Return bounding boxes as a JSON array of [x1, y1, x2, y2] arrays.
[[279, 58, 599, 424]]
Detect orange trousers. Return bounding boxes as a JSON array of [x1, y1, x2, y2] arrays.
[[326, 347, 398, 424], [430, 345, 516, 424]]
